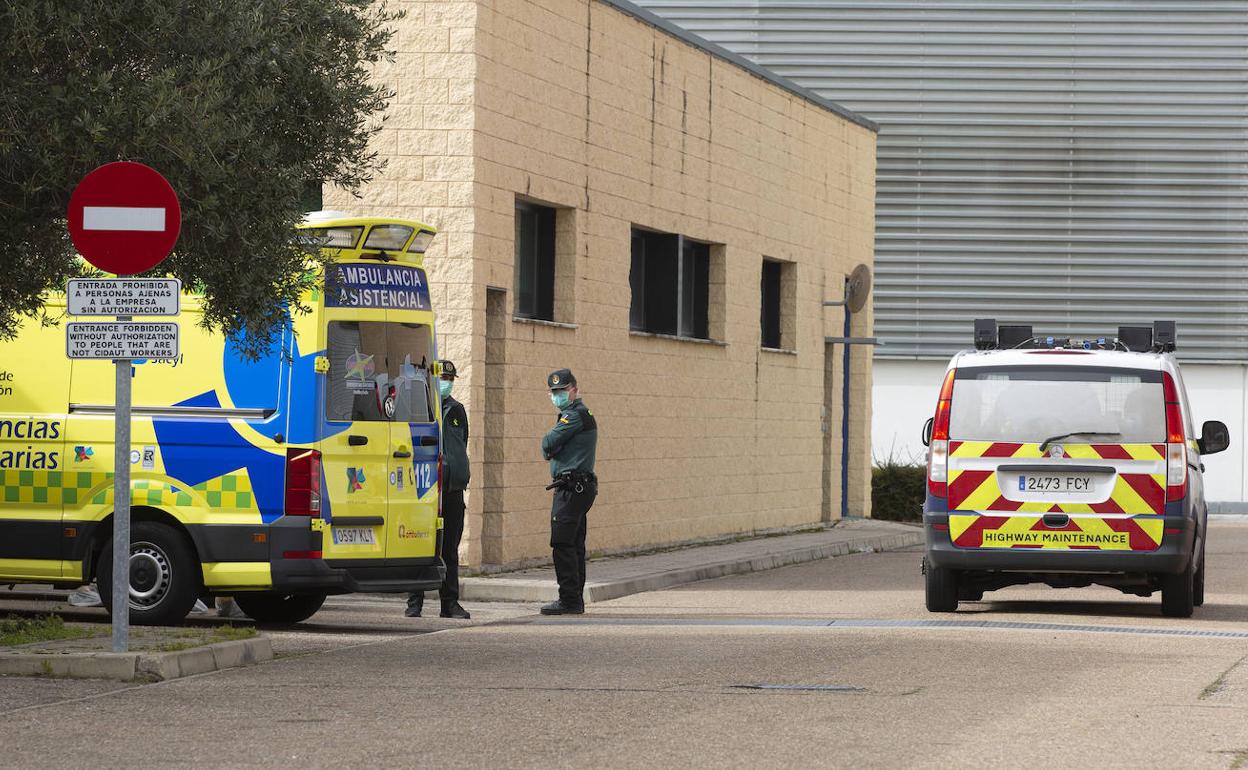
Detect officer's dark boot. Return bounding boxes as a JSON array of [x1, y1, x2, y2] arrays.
[[440, 601, 471, 619], [405, 593, 423, 618], [540, 600, 585, 615]]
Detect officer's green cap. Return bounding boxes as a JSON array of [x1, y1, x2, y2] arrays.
[[547, 368, 576, 390], [440, 359, 457, 379]]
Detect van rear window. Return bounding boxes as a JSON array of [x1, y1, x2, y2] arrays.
[[948, 366, 1165, 444], [326, 321, 436, 423]]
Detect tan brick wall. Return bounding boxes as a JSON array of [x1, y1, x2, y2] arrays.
[[332, 0, 877, 567]]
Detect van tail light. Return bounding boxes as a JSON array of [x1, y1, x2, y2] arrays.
[[437, 452, 444, 516], [1162, 373, 1186, 502], [285, 448, 322, 517], [927, 369, 956, 498]]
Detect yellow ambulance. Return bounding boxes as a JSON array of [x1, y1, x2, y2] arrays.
[[0, 213, 446, 624]]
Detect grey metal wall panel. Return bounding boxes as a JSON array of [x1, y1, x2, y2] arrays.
[[637, 1, 1248, 361]]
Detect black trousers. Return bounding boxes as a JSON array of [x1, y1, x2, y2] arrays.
[[408, 488, 465, 609], [550, 481, 597, 607]]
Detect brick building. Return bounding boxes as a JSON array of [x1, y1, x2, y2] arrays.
[[324, 0, 878, 568]]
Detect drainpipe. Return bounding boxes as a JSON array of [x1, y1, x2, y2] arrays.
[[824, 284, 879, 519]]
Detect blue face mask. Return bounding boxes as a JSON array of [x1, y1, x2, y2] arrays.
[[550, 390, 570, 409], [438, 379, 453, 399]]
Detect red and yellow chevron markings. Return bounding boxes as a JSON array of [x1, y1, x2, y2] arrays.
[[945, 441, 1165, 551]]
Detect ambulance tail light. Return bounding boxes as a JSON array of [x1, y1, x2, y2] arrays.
[[1163, 373, 1187, 502], [927, 369, 956, 498], [437, 452, 444, 516], [285, 448, 322, 517]]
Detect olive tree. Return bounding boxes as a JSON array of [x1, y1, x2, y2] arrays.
[[0, 0, 400, 355]]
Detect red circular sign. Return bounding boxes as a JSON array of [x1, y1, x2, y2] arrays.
[[67, 162, 181, 275]]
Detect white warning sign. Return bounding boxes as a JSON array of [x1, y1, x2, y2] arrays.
[[66, 322, 180, 360], [67, 278, 181, 317]]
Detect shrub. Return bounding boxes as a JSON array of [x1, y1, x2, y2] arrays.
[[872, 456, 926, 522]]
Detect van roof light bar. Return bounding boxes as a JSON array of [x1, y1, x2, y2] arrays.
[[974, 320, 1177, 352]]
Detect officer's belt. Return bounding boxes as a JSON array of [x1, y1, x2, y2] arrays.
[[546, 471, 597, 490]]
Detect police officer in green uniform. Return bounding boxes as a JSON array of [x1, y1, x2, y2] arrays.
[[540, 369, 597, 615], [406, 360, 471, 619]]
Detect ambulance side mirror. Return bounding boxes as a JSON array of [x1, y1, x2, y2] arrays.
[[1199, 420, 1230, 455], [921, 417, 933, 447]]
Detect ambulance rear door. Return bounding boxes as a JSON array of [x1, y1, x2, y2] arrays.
[[321, 314, 393, 560], [385, 317, 440, 563]]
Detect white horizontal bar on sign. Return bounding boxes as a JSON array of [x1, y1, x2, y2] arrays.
[[82, 206, 166, 232]]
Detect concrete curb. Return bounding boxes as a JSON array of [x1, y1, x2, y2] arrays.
[[0, 637, 273, 682], [461, 529, 923, 604]]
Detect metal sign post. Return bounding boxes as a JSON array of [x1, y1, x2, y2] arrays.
[[66, 162, 181, 653], [111, 317, 132, 653]]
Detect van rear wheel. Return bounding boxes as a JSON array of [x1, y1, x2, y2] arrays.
[[1161, 555, 1196, 618], [233, 592, 327, 624], [98, 521, 201, 626], [924, 557, 960, 613]]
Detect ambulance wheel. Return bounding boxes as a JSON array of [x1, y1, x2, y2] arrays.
[[97, 521, 201, 626], [233, 592, 327, 624], [1161, 556, 1195, 618], [924, 558, 959, 613]]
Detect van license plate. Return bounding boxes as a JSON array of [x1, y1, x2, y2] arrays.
[[331, 527, 377, 545], [1018, 475, 1094, 493]]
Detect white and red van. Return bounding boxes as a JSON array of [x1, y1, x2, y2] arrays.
[[922, 320, 1230, 618]]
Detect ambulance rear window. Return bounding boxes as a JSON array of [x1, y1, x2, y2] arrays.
[[326, 321, 436, 423], [948, 366, 1165, 444]]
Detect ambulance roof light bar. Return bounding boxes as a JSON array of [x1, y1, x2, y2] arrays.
[[973, 319, 1177, 353]]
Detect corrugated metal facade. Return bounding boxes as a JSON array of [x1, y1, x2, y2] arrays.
[[636, 1, 1248, 361]]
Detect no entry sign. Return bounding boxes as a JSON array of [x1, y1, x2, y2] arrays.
[[67, 162, 181, 275]]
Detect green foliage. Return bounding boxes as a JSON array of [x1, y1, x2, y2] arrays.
[[0, 0, 401, 356], [871, 456, 926, 522], [0, 614, 94, 646]]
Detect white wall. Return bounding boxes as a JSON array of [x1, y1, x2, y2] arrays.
[[872, 360, 1248, 506], [1176, 364, 1246, 506], [871, 360, 948, 467]]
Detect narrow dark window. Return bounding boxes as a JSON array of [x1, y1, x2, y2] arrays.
[[515, 202, 556, 320], [761, 259, 783, 348], [630, 229, 709, 339]]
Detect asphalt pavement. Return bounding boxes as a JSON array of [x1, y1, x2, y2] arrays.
[[2, 519, 1247, 769]]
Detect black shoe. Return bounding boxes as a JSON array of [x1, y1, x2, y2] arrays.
[[440, 602, 471, 619], [540, 601, 585, 615], [404, 599, 423, 618]]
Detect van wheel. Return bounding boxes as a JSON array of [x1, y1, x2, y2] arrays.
[[925, 558, 959, 613], [98, 521, 201, 626], [1161, 555, 1196, 618], [233, 592, 327, 624]]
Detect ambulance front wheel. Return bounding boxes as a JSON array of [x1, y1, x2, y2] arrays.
[[97, 521, 201, 626], [233, 592, 327, 624], [924, 557, 960, 613]]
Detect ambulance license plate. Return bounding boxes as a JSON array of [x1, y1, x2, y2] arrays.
[[331, 527, 377, 545], [1018, 474, 1095, 494]]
